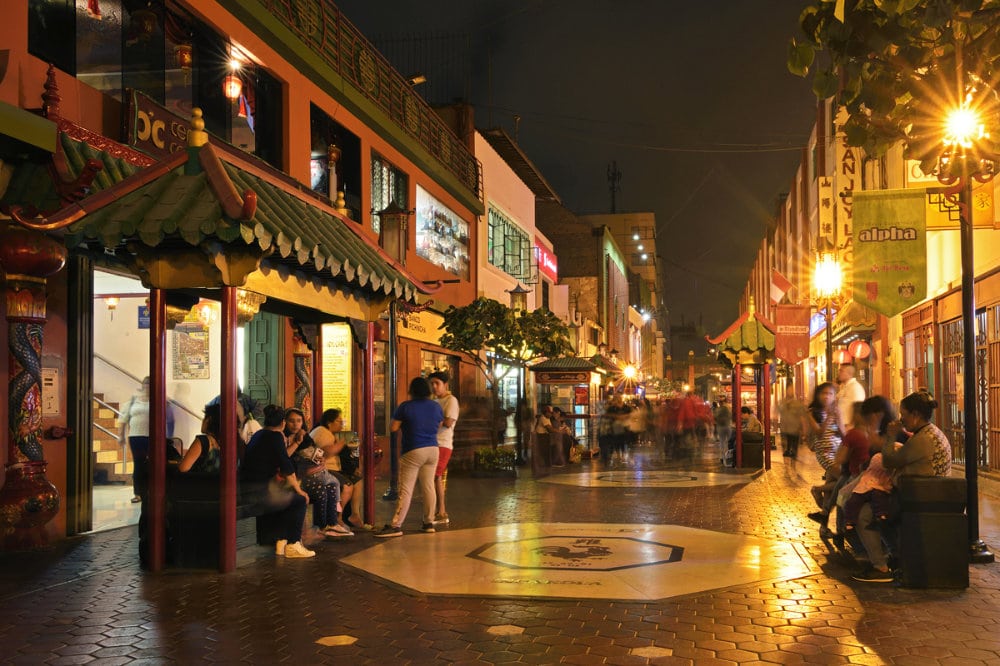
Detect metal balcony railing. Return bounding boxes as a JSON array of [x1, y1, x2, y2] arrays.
[[257, 0, 483, 203]]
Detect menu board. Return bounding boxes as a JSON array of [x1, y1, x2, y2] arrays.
[[321, 323, 353, 427], [415, 185, 470, 279], [172, 326, 210, 379]]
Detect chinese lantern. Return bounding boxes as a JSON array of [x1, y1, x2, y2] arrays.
[[222, 73, 242, 100], [848, 339, 871, 360]]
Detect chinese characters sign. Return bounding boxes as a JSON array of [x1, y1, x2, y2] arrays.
[[322, 323, 353, 426]]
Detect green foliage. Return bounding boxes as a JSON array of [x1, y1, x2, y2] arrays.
[[439, 297, 574, 384], [474, 446, 518, 471], [788, 0, 1000, 170]]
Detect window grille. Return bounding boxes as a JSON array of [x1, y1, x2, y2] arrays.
[[371, 152, 408, 233], [487, 207, 535, 283]]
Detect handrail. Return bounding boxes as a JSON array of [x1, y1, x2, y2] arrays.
[[93, 422, 117, 439], [94, 353, 203, 421], [93, 394, 120, 418]]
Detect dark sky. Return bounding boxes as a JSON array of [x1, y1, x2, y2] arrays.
[[338, 1, 817, 339]]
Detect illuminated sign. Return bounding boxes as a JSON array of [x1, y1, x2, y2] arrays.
[[535, 240, 558, 281], [322, 323, 353, 425]]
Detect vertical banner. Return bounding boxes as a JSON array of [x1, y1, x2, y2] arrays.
[[774, 305, 812, 365], [321, 322, 353, 426], [853, 189, 927, 317], [818, 176, 835, 244], [834, 106, 857, 245]]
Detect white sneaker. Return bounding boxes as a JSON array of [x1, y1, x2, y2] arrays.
[[275, 539, 288, 556], [284, 541, 316, 558], [327, 524, 354, 535]]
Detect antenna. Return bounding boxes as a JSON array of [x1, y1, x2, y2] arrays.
[[607, 161, 622, 213]]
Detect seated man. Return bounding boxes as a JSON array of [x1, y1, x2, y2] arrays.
[[740, 406, 763, 435]]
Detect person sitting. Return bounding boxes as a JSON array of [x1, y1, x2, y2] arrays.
[[286, 408, 351, 538], [240, 405, 315, 558], [309, 409, 361, 529], [740, 406, 763, 435], [178, 404, 222, 476], [852, 390, 951, 583]]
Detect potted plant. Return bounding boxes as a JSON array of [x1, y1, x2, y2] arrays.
[[473, 447, 518, 479]]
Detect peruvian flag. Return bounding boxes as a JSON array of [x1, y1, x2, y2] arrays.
[[770, 269, 794, 304]]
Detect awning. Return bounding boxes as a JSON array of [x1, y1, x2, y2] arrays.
[[0, 102, 57, 155], [530, 357, 600, 372], [831, 301, 878, 342]]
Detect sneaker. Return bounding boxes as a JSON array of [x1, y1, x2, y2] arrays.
[[421, 523, 436, 533], [374, 524, 403, 538], [284, 541, 316, 558], [852, 567, 893, 583], [807, 511, 829, 525], [275, 539, 288, 556], [432, 514, 450, 525]]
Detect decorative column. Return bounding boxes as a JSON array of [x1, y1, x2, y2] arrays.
[[0, 227, 68, 549]]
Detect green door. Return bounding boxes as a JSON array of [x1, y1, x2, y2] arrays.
[[244, 312, 282, 408]]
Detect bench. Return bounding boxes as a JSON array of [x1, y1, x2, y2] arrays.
[[162, 472, 281, 569], [894, 476, 968, 589]]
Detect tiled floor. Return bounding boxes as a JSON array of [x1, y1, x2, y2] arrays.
[[1, 440, 999, 664], [90, 485, 140, 533]]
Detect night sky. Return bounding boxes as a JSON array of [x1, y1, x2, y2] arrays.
[[338, 1, 817, 342]]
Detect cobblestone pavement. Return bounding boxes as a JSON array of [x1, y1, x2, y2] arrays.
[[1, 443, 999, 664]]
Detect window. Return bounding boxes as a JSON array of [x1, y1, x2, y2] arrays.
[[371, 153, 408, 233], [31, 1, 282, 169], [541, 281, 550, 311], [415, 186, 469, 279], [310, 104, 361, 216], [487, 206, 534, 283]]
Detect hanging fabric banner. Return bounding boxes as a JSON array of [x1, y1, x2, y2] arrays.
[[773, 305, 812, 365], [852, 189, 927, 317]]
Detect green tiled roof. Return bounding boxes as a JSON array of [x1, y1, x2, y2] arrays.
[[63, 143, 424, 301], [530, 357, 596, 371], [705, 308, 775, 367]]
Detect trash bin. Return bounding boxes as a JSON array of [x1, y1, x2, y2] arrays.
[[895, 476, 969, 589], [740, 432, 764, 468]]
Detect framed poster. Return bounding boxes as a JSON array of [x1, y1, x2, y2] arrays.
[[172, 326, 210, 379]]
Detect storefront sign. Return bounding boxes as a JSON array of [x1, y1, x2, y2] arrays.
[[137, 304, 150, 330], [818, 176, 835, 243], [535, 240, 558, 281], [124, 90, 190, 159], [398, 308, 444, 346], [773, 305, 811, 365], [574, 386, 589, 405], [535, 371, 589, 385], [321, 323, 353, 425], [834, 107, 857, 244], [853, 189, 927, 317]]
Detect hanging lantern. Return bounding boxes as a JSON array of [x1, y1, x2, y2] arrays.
[[222, 73, 242, 100], [131, 8, 158, 41], [833, 348, 853, 365], [848, 339, 872, 360], [174, 43, 193, 71]]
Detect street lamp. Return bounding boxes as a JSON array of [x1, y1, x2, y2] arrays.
[[812, 250, 843, 382], [935, 101, 996, 564]]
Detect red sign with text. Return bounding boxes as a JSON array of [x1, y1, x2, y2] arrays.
[[535, 240, 558, 281]]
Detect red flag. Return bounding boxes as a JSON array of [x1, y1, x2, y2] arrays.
[[774, 305, 811, 365], [770, 269, 794, 304]]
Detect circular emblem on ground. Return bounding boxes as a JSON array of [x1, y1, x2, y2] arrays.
[[468, 535, 682, 571], [340, 522, 815, 602], [539, 469, 752, 488]]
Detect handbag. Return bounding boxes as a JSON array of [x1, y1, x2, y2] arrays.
[[339, 444, 360, 481]]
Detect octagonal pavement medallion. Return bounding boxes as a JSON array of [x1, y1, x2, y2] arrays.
[[340, 522, 815, 601], [538, 468, 753, 488]]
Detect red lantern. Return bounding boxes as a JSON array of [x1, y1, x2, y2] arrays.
[[833, 348, 853, 365], [174, 44, 193, 71], [222, 73, 242, 100], [848, 339, 872, 360]]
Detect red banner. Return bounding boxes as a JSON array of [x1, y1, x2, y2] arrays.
[[774, 305, 812, 365]]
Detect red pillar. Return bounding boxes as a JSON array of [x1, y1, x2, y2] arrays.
[[219, 287, 238, 572], [363, 321, 376, 525], [733, 364, 742, 468], [148, 288, 167, 572], [313, 326, 323, 429]]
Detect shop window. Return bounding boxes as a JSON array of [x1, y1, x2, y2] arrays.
[[416, 186, 469, 279], [310, 104, 361, 216], [371, 153, 408, 233], [420, 351, 457, 384]]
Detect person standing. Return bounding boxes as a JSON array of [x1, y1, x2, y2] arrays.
[[118, 376, 174, 503], [836, 364, 866, 433], [375, 377, 442, 538], [429, 371, 459, 526], [778, 395, 806, 459]]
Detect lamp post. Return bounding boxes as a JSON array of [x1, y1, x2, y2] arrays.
[[506, 284, 531, 461], [812, 251, 843, 382], [936, 103, 996, 563]]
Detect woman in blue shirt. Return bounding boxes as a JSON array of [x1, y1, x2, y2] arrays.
[[374, 377, 443, 538]]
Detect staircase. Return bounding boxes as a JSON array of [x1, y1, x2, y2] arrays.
[[93, 394, 130, 484]]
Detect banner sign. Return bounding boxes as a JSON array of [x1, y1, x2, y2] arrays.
[[853, 189, 927, 317], [773, 305, 812, 365]]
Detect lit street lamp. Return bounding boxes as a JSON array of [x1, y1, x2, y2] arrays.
[[812, 251, 843, 382], [935, 101, 996, 564]]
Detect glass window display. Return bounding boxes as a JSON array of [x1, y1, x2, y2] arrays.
[[415, 186, 470, 280]]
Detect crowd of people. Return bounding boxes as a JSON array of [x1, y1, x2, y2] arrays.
[[778, 364, 953, 583]]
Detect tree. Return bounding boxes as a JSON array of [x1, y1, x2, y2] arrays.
[[439, 297, 574, 446], [788, 0, 1000, 172]]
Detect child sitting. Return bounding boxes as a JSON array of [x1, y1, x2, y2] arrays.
[[843, 442, 902, 531]]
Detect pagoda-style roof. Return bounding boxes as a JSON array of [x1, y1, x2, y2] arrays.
[[705, 299, 776, 367], [529, 356, 600, 372]]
